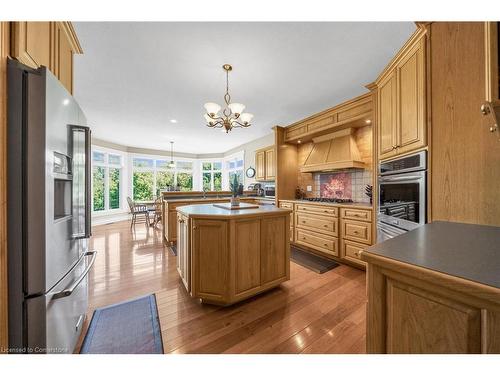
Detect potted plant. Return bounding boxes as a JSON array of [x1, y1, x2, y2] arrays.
[[230, 174, 242, 206]]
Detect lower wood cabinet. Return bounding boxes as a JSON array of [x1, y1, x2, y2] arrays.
[[295, 228, 338, 257], [342, 219, 372, 245], [341, 239, 367, 267], [278, 201, 294, 242], [176, 213, 190, 291], [362, 254, 500, 353]]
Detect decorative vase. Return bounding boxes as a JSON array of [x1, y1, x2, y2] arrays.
[[230, 196, 240, 207]]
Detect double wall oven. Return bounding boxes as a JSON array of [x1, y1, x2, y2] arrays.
[[377, 151, 427, 242]]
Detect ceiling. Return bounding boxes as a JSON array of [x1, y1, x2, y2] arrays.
[[73, 22, 416, 154]]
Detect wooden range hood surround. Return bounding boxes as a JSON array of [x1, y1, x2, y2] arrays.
[[300, 128, 365, 172]]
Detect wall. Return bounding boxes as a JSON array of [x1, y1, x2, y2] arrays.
[[297, 125, 373, 201], [223, 133, 275, 186], [430, 22, 500, 226]]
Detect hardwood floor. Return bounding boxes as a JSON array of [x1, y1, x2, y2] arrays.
[[87, 220, 367, 354]]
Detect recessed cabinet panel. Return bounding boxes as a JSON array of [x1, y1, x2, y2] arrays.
[[12, 22, 51, 69], [386, 279, 481, 353], [261, 216, 288, 285], [234, 220, 261, 295], [378, 72, 398, 158]]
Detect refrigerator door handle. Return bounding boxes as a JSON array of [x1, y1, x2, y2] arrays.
[[52, 251, 97, 300], [69, 125, 92, 239], [83, 126, 92, 238]]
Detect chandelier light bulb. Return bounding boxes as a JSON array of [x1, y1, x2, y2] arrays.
[[228, 103, 245, 116], [239, 113, 254, 125], [203, 102, 221, 116]]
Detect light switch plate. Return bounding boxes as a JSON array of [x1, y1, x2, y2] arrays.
[[306, 185, 312, 192]]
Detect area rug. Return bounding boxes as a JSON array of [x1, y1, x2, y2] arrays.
[[290, 245, 339, 274], [80, 294, 163, 354]]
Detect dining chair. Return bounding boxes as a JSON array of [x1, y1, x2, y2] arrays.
[[127, 196, 150, 228], [152, 196, 163, 228]]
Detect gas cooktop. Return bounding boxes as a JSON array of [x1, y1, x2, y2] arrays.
[[303, 197, 354, 203]]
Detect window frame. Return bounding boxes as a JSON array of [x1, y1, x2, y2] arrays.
[[91, 149, 124, 214], [223, 151, 245, 190], [201, 160, 223, 192]]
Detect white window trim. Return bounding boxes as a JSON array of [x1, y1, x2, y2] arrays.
[[200, 159, 223, 191], [128, 152, 197, 198], [91, 146, 127, 216], [223, 151, 245, 190]]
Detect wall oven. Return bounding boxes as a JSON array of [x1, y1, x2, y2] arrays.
[[378, 151, 427, 242]]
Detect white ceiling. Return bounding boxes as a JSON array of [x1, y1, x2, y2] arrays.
[[73, 22, 416, 154]]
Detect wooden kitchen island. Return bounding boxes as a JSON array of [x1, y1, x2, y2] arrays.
[[176, 203, 291, 306]]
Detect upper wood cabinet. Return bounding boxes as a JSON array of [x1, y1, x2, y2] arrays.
[[255, 146, 275, 181], [372, 27, 427, 160], [284, 93, 373, 143], [11, 22, 82, 94]]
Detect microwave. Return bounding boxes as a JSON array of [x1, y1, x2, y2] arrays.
[[264, 184, 275, 198]]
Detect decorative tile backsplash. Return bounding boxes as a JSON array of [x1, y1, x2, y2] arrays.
[[314, 170, 372, 203]]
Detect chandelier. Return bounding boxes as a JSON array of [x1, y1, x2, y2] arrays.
[[204, 64, 253, 133]]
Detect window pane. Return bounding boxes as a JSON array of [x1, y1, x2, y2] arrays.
[[108, 154, 121, 165], [203, 172, 212, 191], [214, 172, 222, 191], [176, 161, 192, 170], [229, 161, 235, 169], [133, 171, 154, 200], [202, 162, 212, 171], [156, 160, 173, 169], [133, 158, 154, 168], [236, 159, 244, 168], [177, 172, 193, 191], [109, 168, 120, 209], [213, 162, 222, 170], [92, 166, 105, 211], [157, 171, 174, 194], [92, 151, 105, 163]]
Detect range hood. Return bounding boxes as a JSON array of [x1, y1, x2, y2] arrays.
[[300, 128, 365, 173]]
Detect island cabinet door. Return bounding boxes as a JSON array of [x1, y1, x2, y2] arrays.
[[176, 214, 190, 292], [260, 215, 290, 286], [191, 219, 229, 303], [232, 219, 262, 298]]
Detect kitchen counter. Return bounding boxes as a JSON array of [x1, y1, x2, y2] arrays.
[[279, 199, 373, 210], [177, 203, 288, 219], [176, 203, 290, 306], [361, 221, 500, 354], [163, 196, 258, 203], [363, 221, 500, 289]]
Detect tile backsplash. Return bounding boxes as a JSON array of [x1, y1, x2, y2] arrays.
[[313, 170, 372, 203]]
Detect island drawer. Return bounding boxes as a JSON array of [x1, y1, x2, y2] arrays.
[[296, 212, 338, 236], [340, 208, 372, 222], [295, 228, 338, 257], [342, 219, 372, 245], [341, 239, 367, 266], [295, 204, 338, 217]]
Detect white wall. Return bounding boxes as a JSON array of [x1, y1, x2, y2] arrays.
[[223, 133, 274, 186]]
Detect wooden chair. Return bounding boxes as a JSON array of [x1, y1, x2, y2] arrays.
[[151, 197, 163, 228], [127, 196, 150, 228]]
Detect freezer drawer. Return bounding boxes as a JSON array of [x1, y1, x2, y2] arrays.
[[25, 250, 96, 353]]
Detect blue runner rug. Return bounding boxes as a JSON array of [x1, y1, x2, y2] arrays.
[[80, 294, 163, 354]]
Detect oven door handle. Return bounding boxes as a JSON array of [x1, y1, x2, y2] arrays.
[[52, 251, 97, 299], [379, 174, 424, 182]]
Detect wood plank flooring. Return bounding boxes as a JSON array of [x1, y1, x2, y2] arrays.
[[87, 220, 367, 354]]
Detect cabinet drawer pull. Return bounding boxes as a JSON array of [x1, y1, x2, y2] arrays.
[[324, 243, 329, 247], [353, 230, 359, 234], [354, 251, 359, 257], [302, 220, 306, 224], [323, 224, 328, 228]]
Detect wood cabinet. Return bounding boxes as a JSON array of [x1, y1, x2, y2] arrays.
[[278, 201, 294, 242], [339, 207, 373, 266], [255, 146, 275, 181], [177, 206, 290, 306], [284, 92, 373, 143], [362, 252, 500, 353], [176, 213, 190, 291], [373, 27, 427, 160], [11, 22, 82, 94]]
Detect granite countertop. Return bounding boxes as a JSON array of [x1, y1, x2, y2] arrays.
[[163, 196, 258, 203], [364, 221, 500, 289], [279, 199, 373, 210], [177, 203, 288, 218]]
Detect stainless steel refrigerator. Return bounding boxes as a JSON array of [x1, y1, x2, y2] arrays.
[[7, 60, 96, 353]]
